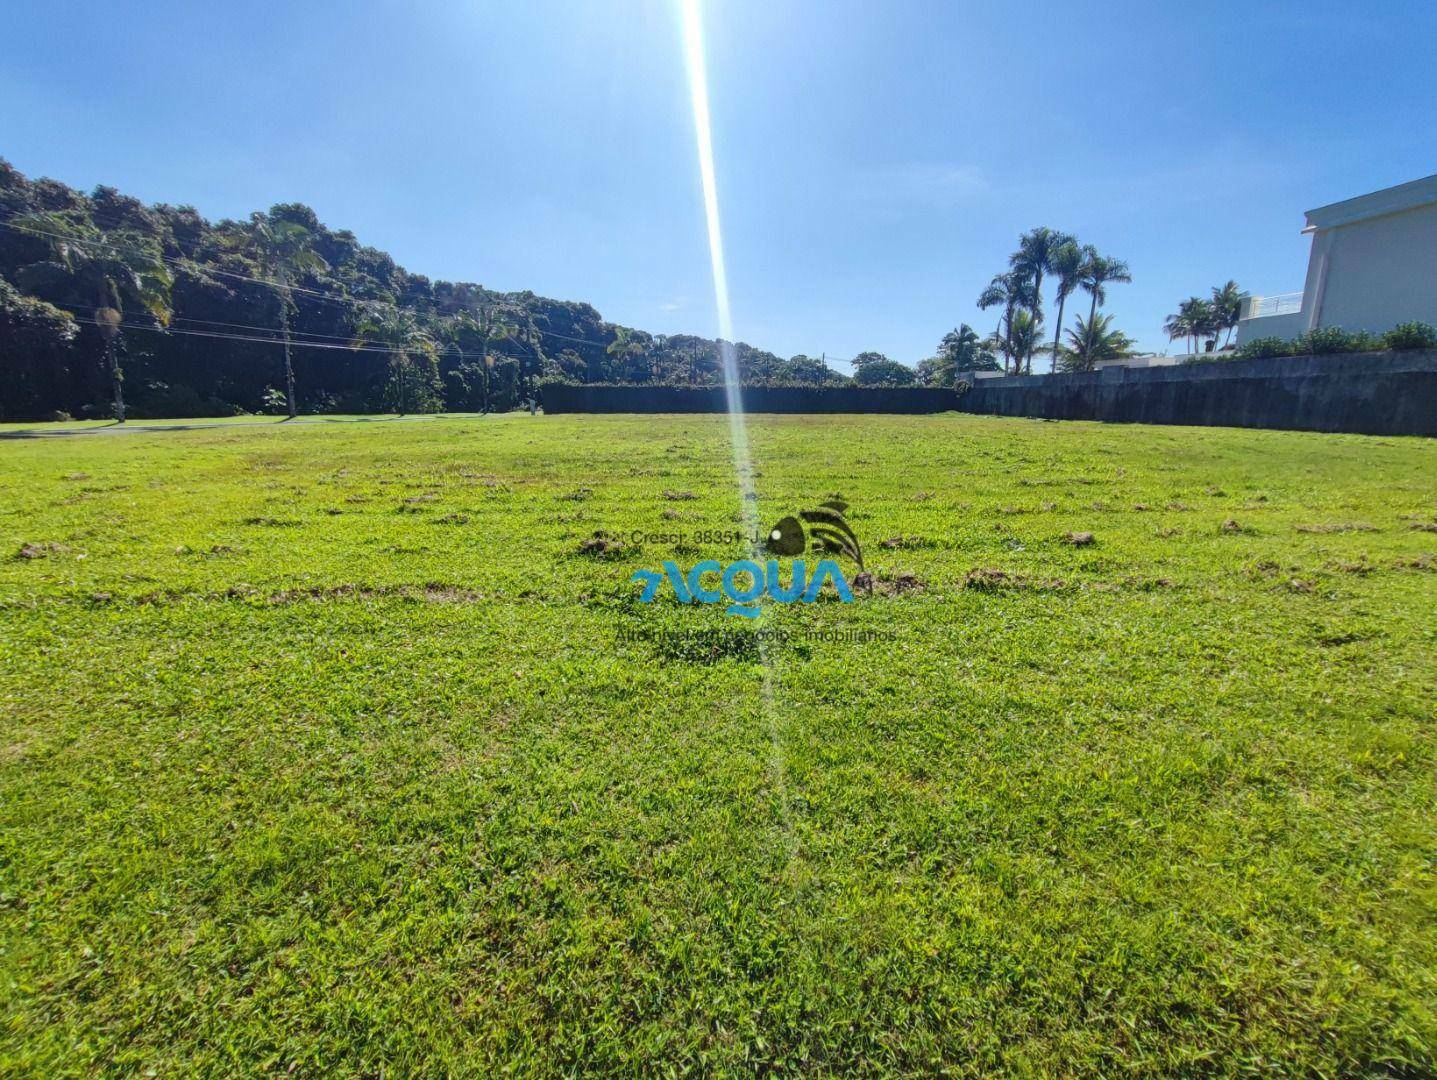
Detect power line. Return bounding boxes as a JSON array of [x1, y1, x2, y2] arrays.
[[5, 214, 856, 367], [51, 304, 528, 362], [1, 215, 604, 349]]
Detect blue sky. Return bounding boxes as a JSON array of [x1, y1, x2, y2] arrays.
[[3, 0, 1435, 368]]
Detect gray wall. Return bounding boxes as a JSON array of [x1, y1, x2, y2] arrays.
[[1307, 201, 1437, 335], [958, 350, 1437, 436]]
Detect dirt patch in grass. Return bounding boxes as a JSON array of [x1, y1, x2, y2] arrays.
[[577, 531, 631, 559], [1296, 523, 1379, 534], [878, 535, 939, 551], [14, 541, 69, 560], [853, 571, 927, 596]]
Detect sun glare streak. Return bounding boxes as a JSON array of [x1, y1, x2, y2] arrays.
[[679, 0, 756, 530], [678, 0, 800, 872]]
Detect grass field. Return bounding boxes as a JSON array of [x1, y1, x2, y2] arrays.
[[1, 412, 1434, 1075]]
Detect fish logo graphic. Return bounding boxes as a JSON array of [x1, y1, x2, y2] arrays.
[[764, 497, 864, 571]]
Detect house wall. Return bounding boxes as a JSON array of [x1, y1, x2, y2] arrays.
[[1308, 201, 1437, 334], [1235, 310, 1306, 345]]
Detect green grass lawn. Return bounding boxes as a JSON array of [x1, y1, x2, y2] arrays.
[[1, 413, 1433, 1075]]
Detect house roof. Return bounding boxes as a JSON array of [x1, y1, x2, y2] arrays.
[[1305, 173, 1437, 230]]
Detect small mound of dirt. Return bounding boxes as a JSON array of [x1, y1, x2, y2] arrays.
[[578, 531, 629, 559], [1393, 554, 1436, 571], [878, 535, 931, 550], [662, 489, 699, 501], [890, 572, 925, 594], [1063, 531, 1095, 546], [1327, 559, 1376, 575], [964, 567, 1015, 591], [1220, 519, 1249, 534], [1407, 522, 1437, 533], [15, 541, 67, 560], [1296, 523, 1378, 534]]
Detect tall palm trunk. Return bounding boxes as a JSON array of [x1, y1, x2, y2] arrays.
[[280, 299, 296, 418], [1049, 293, 1068, 373], [480, 332, 491, 414], [1002, 303, 1016, 375], [1088, 289, 1098, 327], [106, 338, 125, 423], [1026, 269, 1043, 374], [274, 269, 297, 418]]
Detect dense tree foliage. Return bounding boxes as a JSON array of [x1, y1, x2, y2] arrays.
[[850, 351, 917, 386], [0, 160, 847, 419]]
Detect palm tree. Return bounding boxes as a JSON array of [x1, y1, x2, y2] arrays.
[[607, 326, 649, 382], [938, 323, 996, 374], [1047, 241, 1088, 372], [8, 212, 172, 422], [1009, 227, 1075, 372], [977, 270, 1035, 374], [1211, 280, 1242, 348], [350, 305, 440, 415], [1079, 253, 1132, 327], [1059, 313, 1136, 372], [1006, 309, 1044, 371], [470, 302, 515, 411], [1164, 297, 1215, 355], [245, 212, 328, 418]]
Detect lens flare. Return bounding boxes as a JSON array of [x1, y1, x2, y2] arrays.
[[679, 0, 757, 537]]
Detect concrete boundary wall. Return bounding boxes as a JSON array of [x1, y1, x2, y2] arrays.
[[958, 351, 1437, 436]]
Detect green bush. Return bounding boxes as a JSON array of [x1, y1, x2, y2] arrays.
[[1295, 327, 1360, 355], [1382, 321, 1437, 351], [1234, 337, 1293, 360]]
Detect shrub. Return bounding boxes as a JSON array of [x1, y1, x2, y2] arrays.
[[1382, 321, 1437, 351], [1295, 326, 1359, 355], [1234, 337, 1293, 360], [131, 381, 244, 419]]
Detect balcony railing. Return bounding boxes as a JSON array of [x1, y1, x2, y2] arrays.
[[1242, 291, 1303, 319]]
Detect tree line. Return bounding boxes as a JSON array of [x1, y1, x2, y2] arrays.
[[0, 159, 862, 421], [2, 160, 1153, 419]]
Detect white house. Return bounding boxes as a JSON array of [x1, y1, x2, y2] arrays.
[[1236, 173, 1437, 345]]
